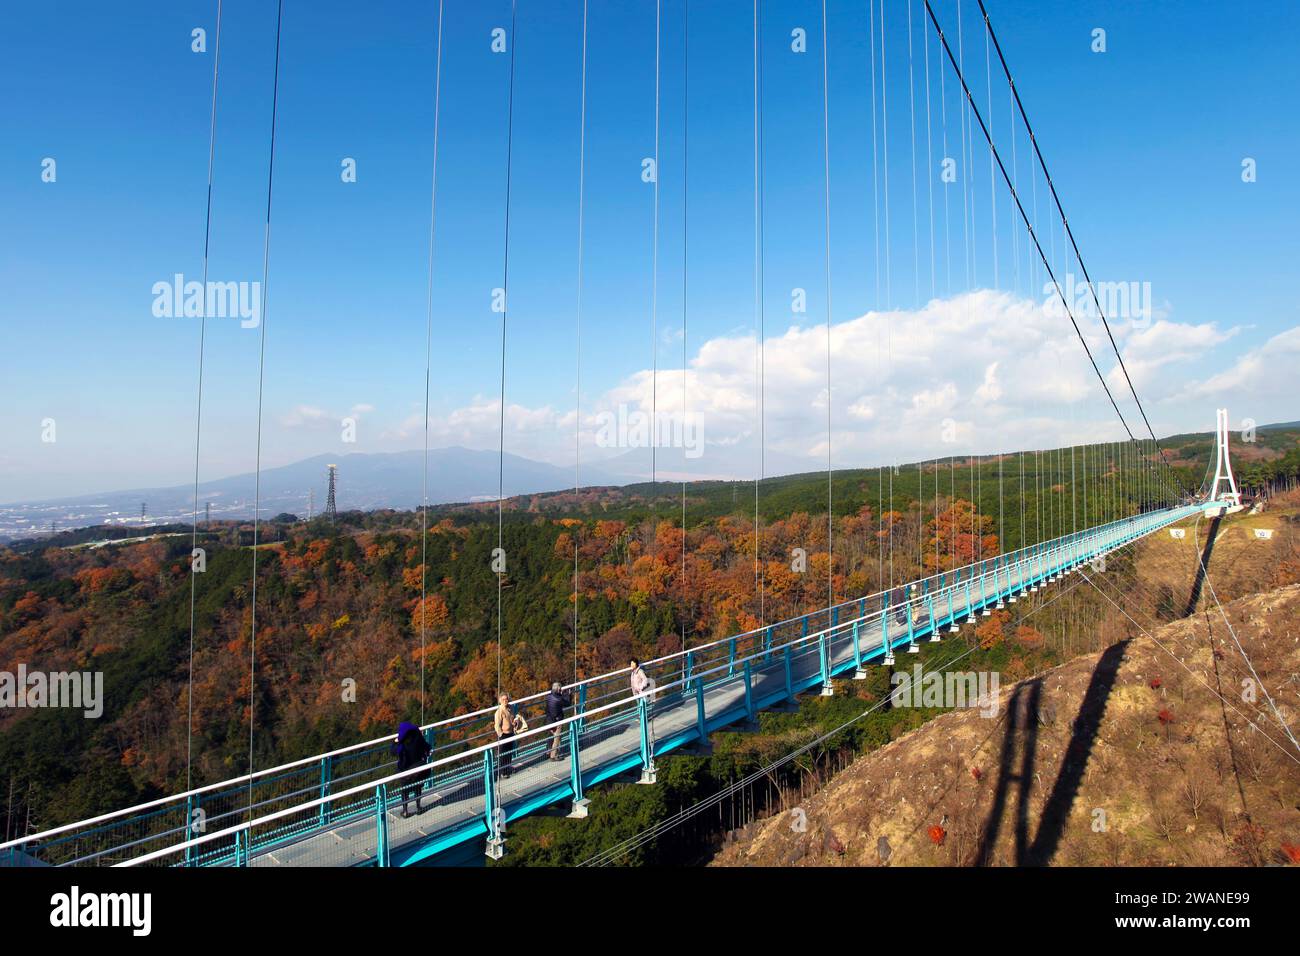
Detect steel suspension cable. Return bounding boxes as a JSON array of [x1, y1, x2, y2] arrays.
[[496, 0, 519, 702], [248, 0, 285, 814], [574, 0, 589, 681], [681, 0, 689, 656], [921, 0, 1143, 453], [974, 0, 1187, 499], [420, 0, 446, 724], [821, 0, 834, 616], [186, 0, 223, 795], [650, 0, 660, 489], [753, 0, 767, 625]]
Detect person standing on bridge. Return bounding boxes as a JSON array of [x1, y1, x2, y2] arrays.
[[630, 659, 657, 710], [494, 694, 527, 778], [629, 658, 650, 697], [545, 682, 572, 761], [392, 721, 432, 818]]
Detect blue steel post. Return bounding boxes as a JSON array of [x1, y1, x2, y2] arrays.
[[728, 637, 737, 677], [818, 632, 831, 692], [374, 784, 389, 867], [851, 620, 862, 670], [184, 794, 195, 867], [696, 679, 707, 739], [784, 646, 794, 701], [568, 721, 584, 803], [744, 660, 755, 721], [637, 696, 656, 783], [576, 684, 587, 734], [318, 756, 332, 828], [482, 750, 498, 848]]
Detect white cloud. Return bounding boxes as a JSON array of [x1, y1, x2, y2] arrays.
[[1109, 319, 1238, 392], [282, 402, 375, 430], [280, 405, 331, 428], [1178, 324, 1300, 400], [326, 290, 1257, 477]]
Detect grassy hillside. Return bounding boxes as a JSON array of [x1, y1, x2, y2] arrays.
[[713, 501, 1300, 867]]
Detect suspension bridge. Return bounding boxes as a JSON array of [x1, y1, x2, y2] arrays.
[[1, 495, 1232, 868], [0, 0, 1272, 869]]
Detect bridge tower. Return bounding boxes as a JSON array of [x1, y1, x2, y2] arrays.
[[1207, 408, 1241, 508], [325, 465, 338, 522]]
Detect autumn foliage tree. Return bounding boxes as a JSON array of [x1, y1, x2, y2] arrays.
[[925, 500, 998, 572]]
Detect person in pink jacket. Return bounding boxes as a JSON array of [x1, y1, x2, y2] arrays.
[[629, 658, 650, 697]]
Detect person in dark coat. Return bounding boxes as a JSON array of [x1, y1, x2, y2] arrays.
[[545, 682, 573, 761], [392, 721, 432, 818]]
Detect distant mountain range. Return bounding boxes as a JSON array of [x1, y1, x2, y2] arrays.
[[6, 421, 1294, 544], [0, 447, 649, 541]]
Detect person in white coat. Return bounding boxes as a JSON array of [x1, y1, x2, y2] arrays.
[[629, 658, 650, 697]]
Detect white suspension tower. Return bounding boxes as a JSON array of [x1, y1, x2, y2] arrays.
[[1207, 407, 1241, 509]]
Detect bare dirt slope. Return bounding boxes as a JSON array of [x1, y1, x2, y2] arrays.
[[713, 577, 1300, 867]]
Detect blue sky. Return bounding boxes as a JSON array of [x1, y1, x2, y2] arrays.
[[2, 0, 1297, 503]]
